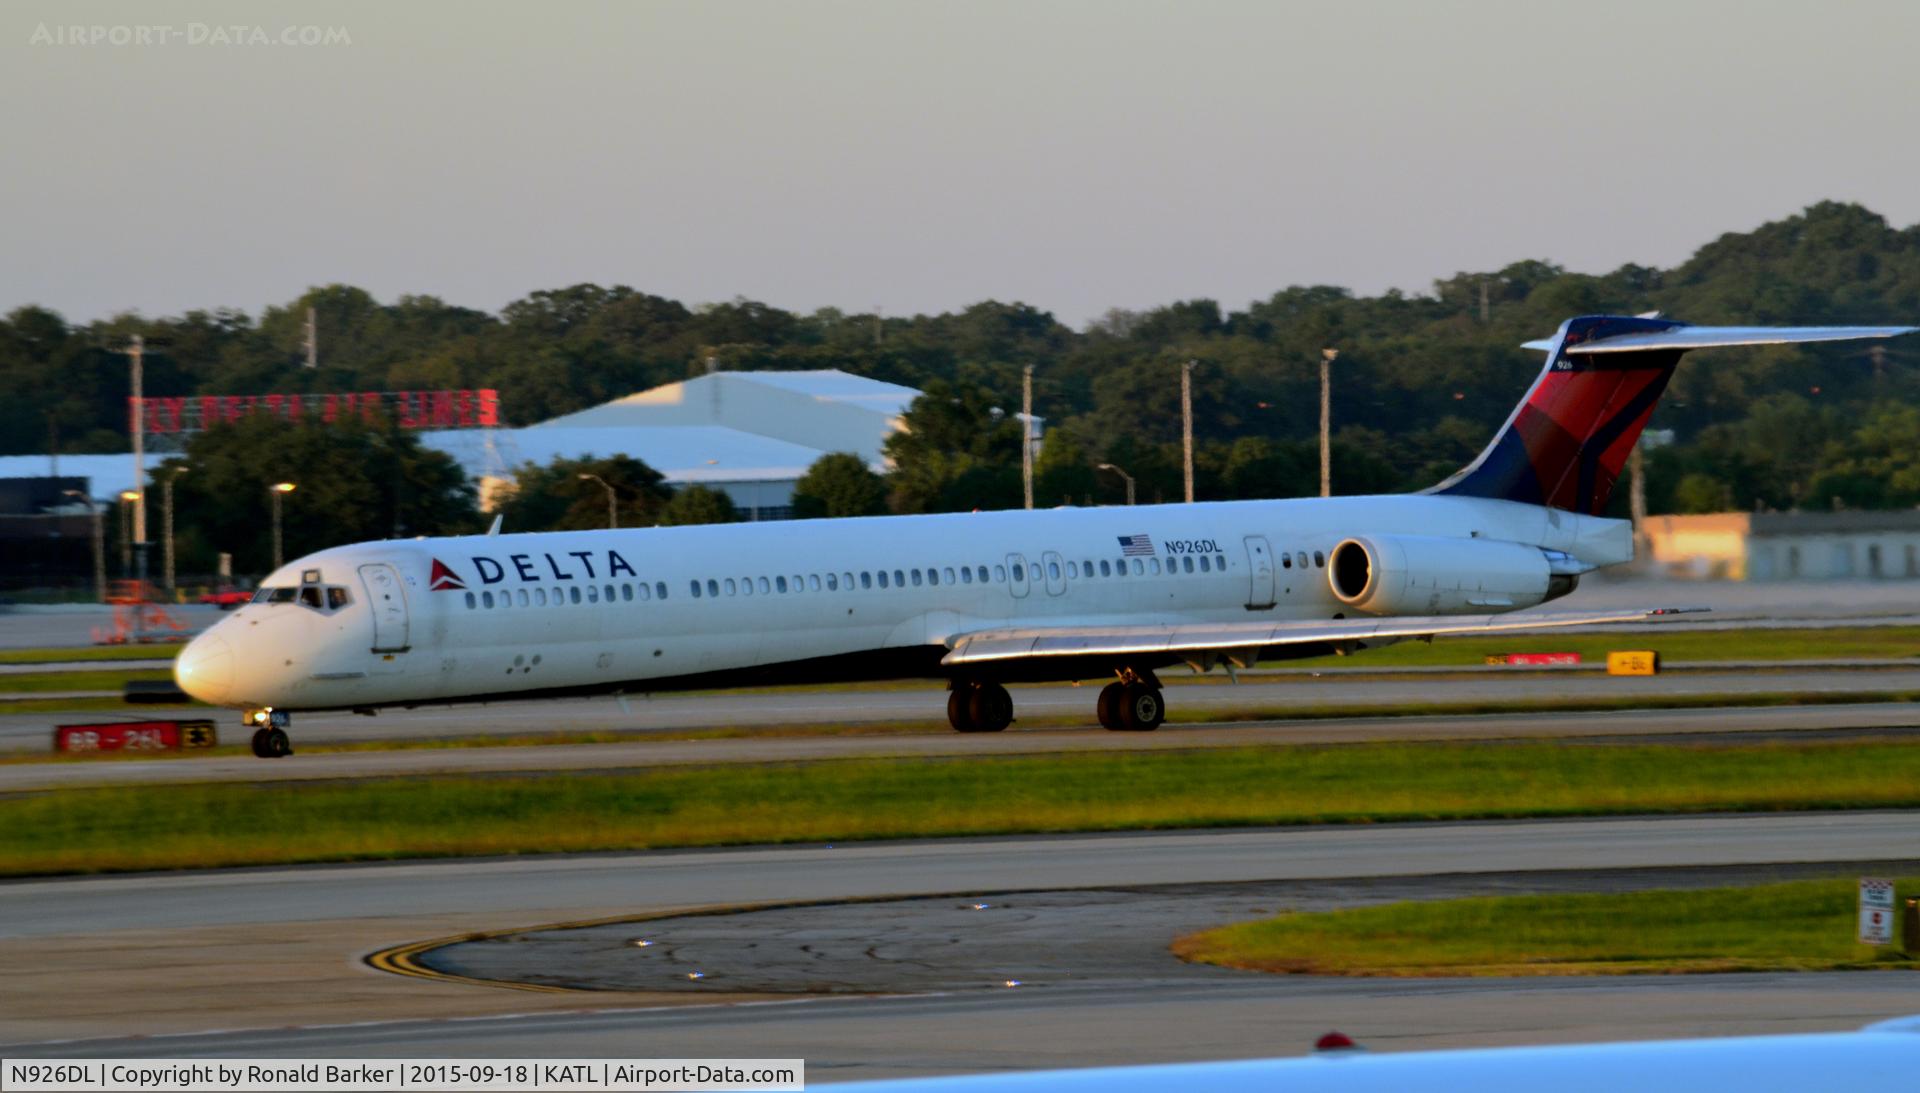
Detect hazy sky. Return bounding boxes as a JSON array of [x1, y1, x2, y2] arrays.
[[5, 0, 1919, 327]]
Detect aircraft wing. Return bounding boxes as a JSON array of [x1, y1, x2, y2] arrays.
[[942, 606, 1705, 665], [1521, 324, 1915, 353]]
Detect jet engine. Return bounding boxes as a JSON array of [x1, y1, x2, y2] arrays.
[[1327, 534, 1578, 616]]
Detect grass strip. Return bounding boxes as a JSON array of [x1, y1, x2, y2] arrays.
[[6, 739, 1920, 876], [1174, 876, 1920, 976], [0, 669, 174, 694], [1280, 626, 1920, 669], [0, 645, 185, 665]]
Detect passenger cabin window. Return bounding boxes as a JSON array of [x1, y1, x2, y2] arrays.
[[464, 591, 477, 609], [1314, 551, 1326, 568], [810, 574, 822, 591], [483, 591, 495, 608], [994, 565, 1006, 582], [1183, 556, 1195, 573], [893, 569, 905, 587], [777, 576, 789, 593], [516, 589, 530, 607], [862, 571, 874, 589], [690, 580, 702, 598], [976, 565, 989, 583], [1282, 554, 1293, 569], [1049, 561, 1061, 580], [725, 578, 738, 596], [1011, 563, 1024, 582], [656, 582, 668, 599], [705, 579, 718, 598], [1198, 556, 1210, 572], [911, 569, 923, 587]]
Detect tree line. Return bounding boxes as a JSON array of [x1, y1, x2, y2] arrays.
[[8, 201, 1920, 575]]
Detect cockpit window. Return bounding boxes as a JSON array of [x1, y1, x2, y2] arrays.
[[298, 587, 324, 610], [267, 587, 297, 604]]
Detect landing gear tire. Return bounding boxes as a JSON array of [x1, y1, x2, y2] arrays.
[[1097, 682, 1126, 730], [1105, 683, 1159, 733], [1115, 684, 1165, 732], [948, 681, 1013, 733], [249, 723, 293, 758]]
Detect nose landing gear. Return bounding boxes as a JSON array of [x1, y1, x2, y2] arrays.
[[243, 708, 294, 759]]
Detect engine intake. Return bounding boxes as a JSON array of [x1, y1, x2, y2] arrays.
[[1327, 534, 1565, 616]]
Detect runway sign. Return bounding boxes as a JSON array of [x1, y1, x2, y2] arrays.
[[54, 719, 218, 754], [1607, 650, 1660, 675], [1860, 877, 1895, 945]]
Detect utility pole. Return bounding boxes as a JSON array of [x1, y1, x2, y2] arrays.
[[161, 467, 187, 593], [1319, 348, 1338, 497], [1181, 360, 1195, 504], [1022, 364, 1034, 510], [303, 306, 319, 369], [118, 491, 136, 576]]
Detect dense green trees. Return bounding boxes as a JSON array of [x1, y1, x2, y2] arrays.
[[792, 453, 888, 519], [8, 201, 1920, 529], [659, 485, 739, 526], [497, 455, 672, 532], [162, 415, 479, 574]]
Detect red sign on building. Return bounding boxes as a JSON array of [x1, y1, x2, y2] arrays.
[[132, 389, 500, 435]]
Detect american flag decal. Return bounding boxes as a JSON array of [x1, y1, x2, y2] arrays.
[[1117, 534, 1155, 556]]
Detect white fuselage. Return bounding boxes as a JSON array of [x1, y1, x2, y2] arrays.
[[173, 493, 1630, 712]]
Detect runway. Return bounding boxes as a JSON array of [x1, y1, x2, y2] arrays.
[[6, 701, 1920, 791], [4, 813, 1918, 1077]]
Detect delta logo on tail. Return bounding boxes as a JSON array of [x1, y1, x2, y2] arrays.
[[428, 558, 467, 591]]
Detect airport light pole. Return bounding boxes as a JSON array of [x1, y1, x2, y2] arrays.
[[578, 473, 618, 529], [1181, 360, 1195, 504], [1021, 364, 1035, 511], [1320, 347, 1338, 498], [161, 466, 188, 594], [64, 490, 104, 603], [269, 482, 296, 570], [118, 490, 139, 576], [1096, 463, 1135, 506]]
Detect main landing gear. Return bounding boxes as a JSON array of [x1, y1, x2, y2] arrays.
[[947, 680, 1014, 733], [244, 708, 293, 759], [1096, 669, 1164, 732], [945, 670, 1167, 734]]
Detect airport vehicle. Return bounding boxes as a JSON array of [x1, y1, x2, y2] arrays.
[[197, 586, 253, 610], [840, 1017, 1920, 1092], [172, 315, 1915, 758]]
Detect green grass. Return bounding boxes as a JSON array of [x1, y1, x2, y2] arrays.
[[0, 669, 174, 694], [1175, 876, 1920, 975], [0, 645, 182, 665], [1280, 626, 1920, 669], [7, 739, 1920, 876]]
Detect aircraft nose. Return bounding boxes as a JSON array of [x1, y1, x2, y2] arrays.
[[174, 633, 233, 705]]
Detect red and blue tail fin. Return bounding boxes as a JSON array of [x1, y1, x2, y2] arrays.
[[1430, 315, 1917, 516]]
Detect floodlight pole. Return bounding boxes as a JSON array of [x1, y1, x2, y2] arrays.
[[111, 335, 149, 548], [1097, 463, 1135, 506], [1181, 360, 1195, 504], [161, 467, 187, 593], [1022, 365, 1034, 510], [1320, 347, 1338, 497], [579, 473, 618, 529]]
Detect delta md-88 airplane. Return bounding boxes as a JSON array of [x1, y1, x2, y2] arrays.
[[173, 315, 1914, 758]]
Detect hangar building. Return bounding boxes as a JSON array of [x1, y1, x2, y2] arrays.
[[422, 369, 923, 519]]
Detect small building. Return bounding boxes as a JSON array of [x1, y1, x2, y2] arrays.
[[1643, 511, 1920, 580]]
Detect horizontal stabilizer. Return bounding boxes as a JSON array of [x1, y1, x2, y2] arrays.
[[943, 606, 1706, 665], [1522, 324, 1916, 354]]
